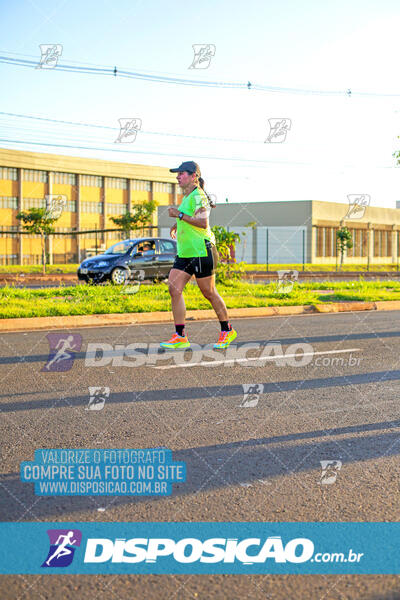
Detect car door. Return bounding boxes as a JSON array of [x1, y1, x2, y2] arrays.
[[127, 240, 157, 279], [155, 239, 177, 277]]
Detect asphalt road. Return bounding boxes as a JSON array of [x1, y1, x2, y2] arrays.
[[2, 311, 400, 599]]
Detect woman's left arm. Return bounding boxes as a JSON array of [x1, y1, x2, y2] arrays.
[[188, 207, 208, 229], [168, 206, 208, 229]]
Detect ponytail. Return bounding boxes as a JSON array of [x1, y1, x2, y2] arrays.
[[198, 176, 216, 208]]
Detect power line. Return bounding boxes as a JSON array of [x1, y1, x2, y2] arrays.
[[0, 137, 397, 170], [0, 137, 313, 166], [0, 55, 241, 89], [2, 52, 400, 97], [0, 111, 263, 144]]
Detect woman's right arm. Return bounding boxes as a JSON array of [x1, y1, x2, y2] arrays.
[[170, 223, 177, 239]]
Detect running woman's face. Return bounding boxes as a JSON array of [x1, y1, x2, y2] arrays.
[[176, 170, 196, 189]]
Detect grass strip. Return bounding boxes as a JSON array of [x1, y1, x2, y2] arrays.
[[2, 280, 400, 319]]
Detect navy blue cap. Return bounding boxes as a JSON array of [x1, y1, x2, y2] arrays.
[[170, 161, 201, 175]]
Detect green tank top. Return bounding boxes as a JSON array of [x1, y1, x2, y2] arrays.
[[176, 187, 215, 257]]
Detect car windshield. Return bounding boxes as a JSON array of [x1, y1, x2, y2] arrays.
[[104, 241, 133, 255]]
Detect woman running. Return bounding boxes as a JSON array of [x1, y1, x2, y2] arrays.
[[160, 160, 237, 350]]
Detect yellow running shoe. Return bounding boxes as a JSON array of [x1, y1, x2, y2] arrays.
[[213, 328, 237, 349], [160, 333, 190, 349]]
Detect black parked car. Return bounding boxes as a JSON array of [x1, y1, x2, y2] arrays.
[[77, 237, 177, 284]]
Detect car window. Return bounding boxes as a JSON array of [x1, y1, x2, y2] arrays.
[[159, 240, 176, 253], [135, 240, 156, 255], [104, 241, 133, 255]]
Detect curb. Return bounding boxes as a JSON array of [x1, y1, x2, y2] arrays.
[[1, 300, 400, 332]]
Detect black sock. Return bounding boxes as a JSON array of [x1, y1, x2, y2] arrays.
[[175, 324, 185, 337], [220, 321, 232, 332]]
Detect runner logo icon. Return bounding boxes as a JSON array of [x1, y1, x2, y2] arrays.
[[240, 383, 264, 407], [42, 333, 82, 372], [42, 529, 82, 567]]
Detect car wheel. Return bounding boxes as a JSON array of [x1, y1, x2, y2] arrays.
[[111, 268, 127, 285]]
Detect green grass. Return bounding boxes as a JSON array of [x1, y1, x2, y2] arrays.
[[2, 279, 400, 319]]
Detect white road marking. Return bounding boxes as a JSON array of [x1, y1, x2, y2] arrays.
[[153, 348, 361, 369]]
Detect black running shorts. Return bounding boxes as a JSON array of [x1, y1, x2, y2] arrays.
[[172, 240, 219, 279]]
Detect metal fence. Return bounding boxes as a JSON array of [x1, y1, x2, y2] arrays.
[[0, 226, 160, 265], [1, 225, 398, 270], [160, 225, 308, 267]]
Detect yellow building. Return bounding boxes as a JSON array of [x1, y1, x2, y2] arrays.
[[0, 148, 182, 264]]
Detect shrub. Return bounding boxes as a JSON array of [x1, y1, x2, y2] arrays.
[[215, 261, 246, 284]]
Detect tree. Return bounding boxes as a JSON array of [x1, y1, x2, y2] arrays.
[[245, 221, 257, 229], [110, 200, 157, 237], [336, 226, 353, 270], [211, 226, 241, 263], [16, 208, 58, 274], [239, 221, 257, 262]]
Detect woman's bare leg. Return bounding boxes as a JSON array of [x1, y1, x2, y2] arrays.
[[168, 268, 192, 325], [196, 275, 228, 321]]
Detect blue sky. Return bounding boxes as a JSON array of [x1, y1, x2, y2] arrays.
[[1, 0, 400, 207]]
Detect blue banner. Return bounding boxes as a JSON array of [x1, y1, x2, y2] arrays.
[[0, 522, 399, 574], [20, 448, 186, 496]]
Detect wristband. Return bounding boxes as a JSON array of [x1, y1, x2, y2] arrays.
[[178, 212, 184, 220]]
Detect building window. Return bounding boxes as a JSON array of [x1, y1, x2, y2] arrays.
[[356, 230, 361, 257], [23, 169, 48, 182], [131, 180, 151, 191], [316, 227, 323, 257], [106, 177, 127, 189], [361, 230, 367, 257], [346, 229, 355, 258], [54, 227, 71, 238], [21, 197, 75, 212], [374, 230, 381, 257], [387, 231, 392, 257], [66, 200, 76, 212], [81, 175, 103, 187], [0, 196, 18, 209], [0, 225, 18, 237], [352, 229, 368, 257], [0, 167, 18, 180], [107, 230, 125, 240], [106, 203, 128, 215], [318, 227, 371, 259], [81, 229, 97, 239], [373, 230, 392, 257], [53, 172, 76, 185], [0, 254, 18, 264], [81, 201, 103, 213], [347, 229, 368, 257], [316, 227, 338, 257], [23, 197, 46, 209], [351, 230, 357, 257], [384, 230, 392, 256], [153, 182, 173, 193]]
